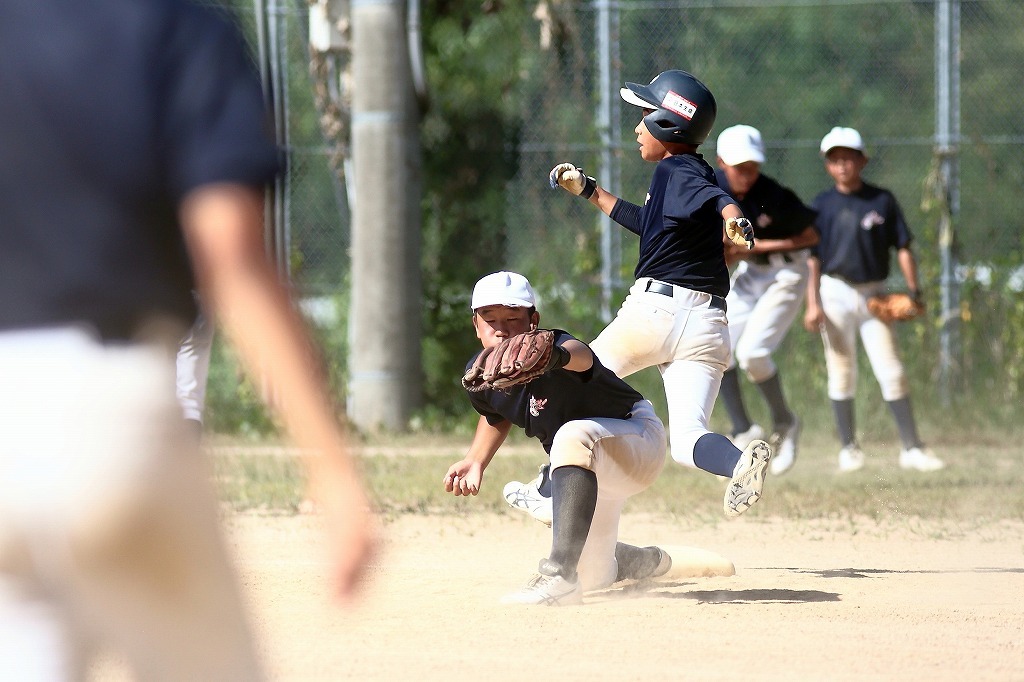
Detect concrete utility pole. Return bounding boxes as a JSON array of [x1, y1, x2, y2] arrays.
[[935, 0, 961, 404], [348, 0, 422, 430]]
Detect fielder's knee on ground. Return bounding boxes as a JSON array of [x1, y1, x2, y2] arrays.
[[549, 423, 598, 472]]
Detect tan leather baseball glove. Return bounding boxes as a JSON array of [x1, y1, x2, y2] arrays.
[[462, 329, 563, 392], [867, 293, 925, 323]]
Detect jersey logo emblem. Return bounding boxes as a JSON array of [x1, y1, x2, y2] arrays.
[[660, 90, 696, 120], [861, 210, 884, 230], [756, 213, 772, 228], [529, 395, 548, 417]]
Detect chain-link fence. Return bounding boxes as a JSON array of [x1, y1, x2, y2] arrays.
[[209, 0, 1022, 425], [212, 0, 350, 298], [507, 0, 1022, 307], [218, 0, 1021, 299]]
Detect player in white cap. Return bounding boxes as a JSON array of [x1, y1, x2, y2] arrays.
[[804, 127, 944, 473], [444, 271, 672, 606], [714, 124, 820, 475]]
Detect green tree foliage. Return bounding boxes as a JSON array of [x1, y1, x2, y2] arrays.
[[413, 0, 1024, 430], [418, 0, 534, 417]]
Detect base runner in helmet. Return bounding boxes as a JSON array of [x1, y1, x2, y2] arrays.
[[518, 69, 772, 524]]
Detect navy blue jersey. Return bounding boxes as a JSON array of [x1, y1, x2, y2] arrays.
[[810, 183, 913, 283], [466, 330, 643, 453], [0, 0, 279, 337], [714, 170, 816, 242], [611, 154, 735, 297]]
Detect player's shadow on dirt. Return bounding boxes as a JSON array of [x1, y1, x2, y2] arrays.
[[675, 588, 839, 604], [605, 582, 839, 604], [772, 567, 1024, 578]]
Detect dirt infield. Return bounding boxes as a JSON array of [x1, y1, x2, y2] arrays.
[[218, 510, 1023, 681]]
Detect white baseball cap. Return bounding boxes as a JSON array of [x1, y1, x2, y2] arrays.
[[820, 126, 866, 155], [471, 271, 537, 310], [716, 125, 766, 166]]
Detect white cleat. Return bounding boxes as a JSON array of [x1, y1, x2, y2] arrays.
[[724, 439, 772, 518], [838, 444, 866, 473], [501, 565, 583, 606], [769, 416, 801, 476], [730, 423, 765, 450], [899, 447, 945, 472], [502, 465, 553, 526]]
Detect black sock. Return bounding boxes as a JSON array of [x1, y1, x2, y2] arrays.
[[719, 368, 752, 435], [692, 432, 742, 477], [756, 372, 794, 431], [831, 399, 856, 446], [886, 397, 923, 450], [614, 543, 661, 581], [547, 466, 597, 582]]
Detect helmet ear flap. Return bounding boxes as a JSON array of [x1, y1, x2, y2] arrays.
[[630, 69, 717, 145], [643, 110, 681, 141]]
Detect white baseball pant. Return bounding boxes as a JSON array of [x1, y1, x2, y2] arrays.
[[548, 399, 666, 592], [590, 278, 731, 469], [726, 250, 809, 382], [0, 327, 263, 681], [176, 305, 215, 423], [818, 274, 909, 401]]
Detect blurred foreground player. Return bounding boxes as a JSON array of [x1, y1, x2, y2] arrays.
[[0, 1, 375, 679]]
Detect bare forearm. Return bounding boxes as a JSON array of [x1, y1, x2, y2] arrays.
[[466, 417, 512, 468], [806, 257, 822, 307], [753, 226, 819, 254], [897, 248, 919, 294], [181, 186, 356, 473], [586, 183, 620, 217]]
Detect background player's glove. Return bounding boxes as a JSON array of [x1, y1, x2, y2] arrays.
[[867, 293, 925, 323], [725, 217, 755, 249], [548, 163, 597, 199], [462, 329, 570, 392]]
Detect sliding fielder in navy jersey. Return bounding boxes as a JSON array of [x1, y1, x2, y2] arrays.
[[444, 272, 670, 606]]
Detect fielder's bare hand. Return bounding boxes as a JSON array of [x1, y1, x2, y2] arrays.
[[803, 300, 826, 333], [444, 459, 485, 496]]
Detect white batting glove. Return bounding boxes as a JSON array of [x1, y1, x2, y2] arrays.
[[725, 217, 755, 249], [548, 162, 596, 199]]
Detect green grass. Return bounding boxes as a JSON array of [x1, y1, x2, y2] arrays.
[[210, 428, 1024, 529]]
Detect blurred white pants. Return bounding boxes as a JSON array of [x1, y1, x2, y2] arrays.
[[0, 327, 262, 681], [175, 304, 215, 423], [818, 275, 909, 401], [549, 400, 666, 591], [726, 252, 809, 382]]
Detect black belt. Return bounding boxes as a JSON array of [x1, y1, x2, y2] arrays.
[[751, 251, 796, 266], [644, 280, 727, 312]]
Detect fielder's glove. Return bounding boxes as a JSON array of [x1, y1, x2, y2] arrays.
[[867, 293, 925, 323], [462, 329, 570, 392], [548, 163, 597, 199], [725, 217, 755, 249]]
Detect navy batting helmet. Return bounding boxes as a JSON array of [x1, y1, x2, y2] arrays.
[[620, 70, 717, 145]]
